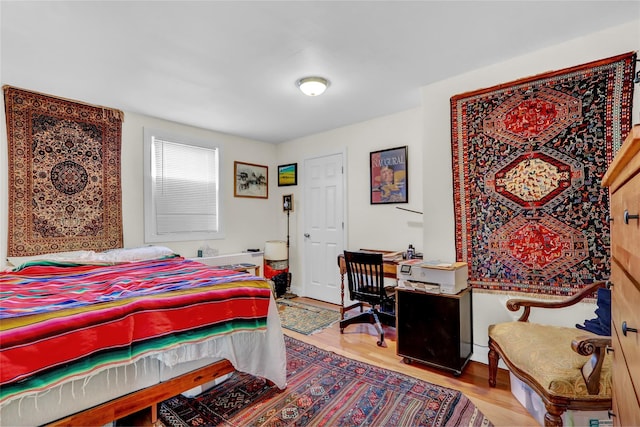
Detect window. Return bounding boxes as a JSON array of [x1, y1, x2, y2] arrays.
[[144, 128, 223, 242]]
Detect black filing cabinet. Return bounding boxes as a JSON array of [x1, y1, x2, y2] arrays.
[[396, 287, 473, 376]]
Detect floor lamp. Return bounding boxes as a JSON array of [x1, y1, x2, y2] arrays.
[[283, 195, 297, 299]]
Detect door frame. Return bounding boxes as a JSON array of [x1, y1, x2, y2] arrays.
[[301, 149, 348, 303]]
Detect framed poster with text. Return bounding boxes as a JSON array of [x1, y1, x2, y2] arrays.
[[370, 146, 408, 204]]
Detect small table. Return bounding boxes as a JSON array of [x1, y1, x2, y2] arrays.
[[396, 286, 472, 376], [216, 263, 261, 276], [337, 250, 402, 320]]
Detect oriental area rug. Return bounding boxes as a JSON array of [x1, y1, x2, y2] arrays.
[[450, 53, 636, 296], [3, 86, 124, 256], [159, 335, 492, 426], [276, 299, 340, 335]]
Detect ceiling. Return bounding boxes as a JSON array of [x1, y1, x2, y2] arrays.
[[1, 1, 639, 143]]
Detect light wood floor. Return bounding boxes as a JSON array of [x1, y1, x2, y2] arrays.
[[286, 297, 538, 427], [122, 296, 538, 426]]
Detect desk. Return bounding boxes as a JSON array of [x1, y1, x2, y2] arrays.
[[337, 250, 402, 320]]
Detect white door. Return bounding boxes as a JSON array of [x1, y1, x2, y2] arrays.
[[303, 153, 344, 304]]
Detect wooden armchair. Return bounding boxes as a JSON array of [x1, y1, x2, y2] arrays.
[[488, 281, 612, 427]]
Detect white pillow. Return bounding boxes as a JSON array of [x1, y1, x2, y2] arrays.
[[7, 250, 97, 268], [7, 246, 177, 269], [99, 246, 176, 262]]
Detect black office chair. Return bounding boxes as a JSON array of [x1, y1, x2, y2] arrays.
[[339, 250, 396, 346]]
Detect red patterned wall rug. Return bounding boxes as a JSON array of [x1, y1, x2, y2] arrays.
[[450, 52, 636, 296], [3, 86, 124, 256]]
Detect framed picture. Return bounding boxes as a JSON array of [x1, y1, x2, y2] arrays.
[[277, 163, 297, 186], [370, 146, 408, 204], [283, 194, 293, 212], [234, 161, 268, 199]]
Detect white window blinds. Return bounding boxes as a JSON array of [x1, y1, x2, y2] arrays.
[[144, 128, 223, 242]]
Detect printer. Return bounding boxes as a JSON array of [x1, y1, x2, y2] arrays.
[[396, 260, 468, 295]]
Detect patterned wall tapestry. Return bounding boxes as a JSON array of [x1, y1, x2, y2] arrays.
[[4, 86, 124, 256], [450, 53, 636, 296]]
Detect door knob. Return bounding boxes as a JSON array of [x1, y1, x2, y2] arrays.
[[624, 210, 639, 224], [622, 321, 638, 336], [304, 233, 310, 238]]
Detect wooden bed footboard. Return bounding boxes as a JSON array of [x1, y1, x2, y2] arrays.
[[47, 359, 235, 427]]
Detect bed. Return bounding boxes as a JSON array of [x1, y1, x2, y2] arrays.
[[0, 247, 287, 426]]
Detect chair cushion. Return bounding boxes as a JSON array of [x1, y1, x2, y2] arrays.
[[489, 322, 612, 399]]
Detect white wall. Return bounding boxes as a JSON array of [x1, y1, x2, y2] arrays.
[[121, 113, 280, 257], [0, 88, 423, 295], [0, 110, 280, 268], [0, 98, 422, 276], [275, 108, 424, 296], [421, 20, 640, 363]]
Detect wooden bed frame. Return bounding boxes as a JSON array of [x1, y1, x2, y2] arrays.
[[1, 255, 285, 426], [47, 359, 235, 426]]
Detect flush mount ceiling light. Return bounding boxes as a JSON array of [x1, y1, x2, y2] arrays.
[[296, 76, 330, 96]]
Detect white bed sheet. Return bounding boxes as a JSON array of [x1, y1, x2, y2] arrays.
[[0, 295, 286, 426]]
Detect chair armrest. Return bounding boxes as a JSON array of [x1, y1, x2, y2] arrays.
[[572, 335, 611, 356], [507, 281, 607, 321], [571, 335, 612, 395]]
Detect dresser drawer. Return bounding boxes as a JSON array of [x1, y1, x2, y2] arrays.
[[610, 170, 640, 280], [604, 126, 640, 427], [611, 389, 621, 427], [611, 332, 640, 427], [610, 269, 640, 395]]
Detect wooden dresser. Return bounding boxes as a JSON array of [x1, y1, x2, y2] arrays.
[[602, 124, 640, 426]]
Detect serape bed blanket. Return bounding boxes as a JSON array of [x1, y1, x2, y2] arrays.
[[0, 257, 271, 404]]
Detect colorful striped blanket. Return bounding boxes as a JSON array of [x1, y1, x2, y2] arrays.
[[0, 257, 272, 404]]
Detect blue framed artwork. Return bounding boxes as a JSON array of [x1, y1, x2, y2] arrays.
[[278, 163, 297, 186]]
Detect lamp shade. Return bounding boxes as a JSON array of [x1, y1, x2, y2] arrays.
[[264, 240, 287, 260], [297, 77, 329, 96]]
